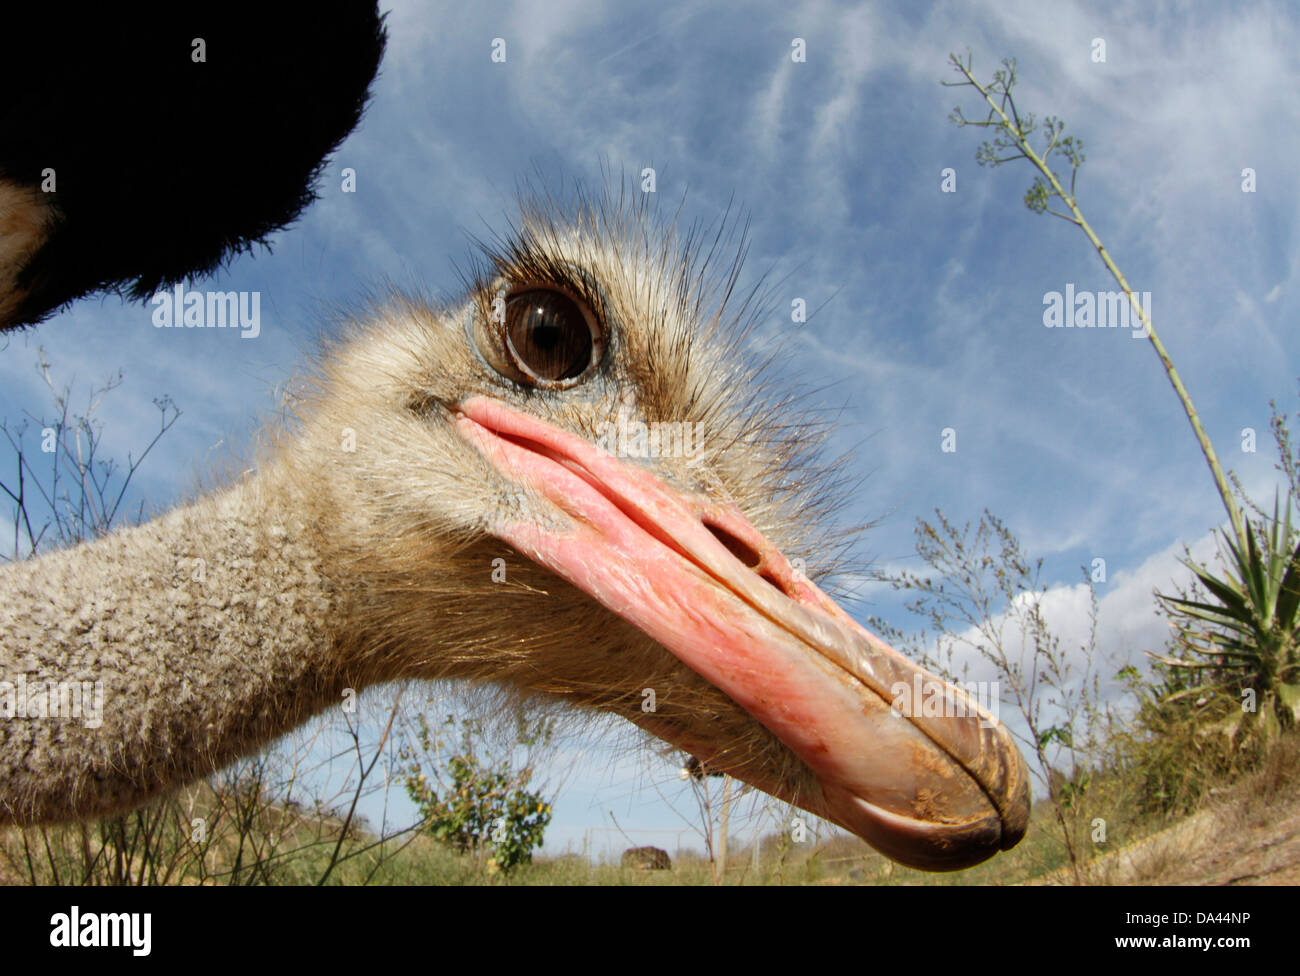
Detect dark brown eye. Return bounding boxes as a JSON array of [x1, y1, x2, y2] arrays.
[[467, 282, 604, 390], [505, 290, 594, 382]]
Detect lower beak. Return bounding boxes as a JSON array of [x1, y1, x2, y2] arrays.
[[453, 396, 1031, 871]]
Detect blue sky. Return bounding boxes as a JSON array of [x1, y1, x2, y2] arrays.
[[3, 0, 1298, 859]]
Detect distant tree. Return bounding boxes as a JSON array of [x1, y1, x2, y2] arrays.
[[400, 712, 553, 875]]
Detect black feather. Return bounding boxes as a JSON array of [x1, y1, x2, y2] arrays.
[[0, 2, 388, 329]]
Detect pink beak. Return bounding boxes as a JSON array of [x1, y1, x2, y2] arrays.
[[454, 396, 1030, 870]]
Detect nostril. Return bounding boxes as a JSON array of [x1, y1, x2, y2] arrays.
[[704, 521, 762, 569], [702, 521, 796, 596]]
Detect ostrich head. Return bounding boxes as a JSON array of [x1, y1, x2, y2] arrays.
[[281, 185, 1031, 871]]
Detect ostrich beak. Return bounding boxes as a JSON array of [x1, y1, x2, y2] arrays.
[[453, 396, 1031, 871]]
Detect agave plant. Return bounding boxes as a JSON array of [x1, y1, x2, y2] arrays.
[[1154, 493, 1300, 743]]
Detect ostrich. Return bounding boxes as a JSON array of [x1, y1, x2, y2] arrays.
[[0, 183, 1031, 873], [0, 4, 386, 331]]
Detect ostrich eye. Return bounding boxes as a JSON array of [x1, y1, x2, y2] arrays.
[[505, 290, 593, 382], [472, 284, 603, 389]]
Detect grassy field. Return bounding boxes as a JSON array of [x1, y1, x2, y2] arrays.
[[5, 733, 1295, 886]]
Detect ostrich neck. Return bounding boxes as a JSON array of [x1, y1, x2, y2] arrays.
[[0, 468, 351, 825]]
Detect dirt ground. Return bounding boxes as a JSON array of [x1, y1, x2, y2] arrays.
[[1109, 796, 1300, 885], [1038, 742, 1300, 886]]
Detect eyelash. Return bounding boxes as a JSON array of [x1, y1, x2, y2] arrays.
[[483, 261, 609, 335]]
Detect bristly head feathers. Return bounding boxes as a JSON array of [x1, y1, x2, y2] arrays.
[[278, 178, 862, 796]]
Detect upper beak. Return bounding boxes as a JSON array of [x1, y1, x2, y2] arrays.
[[453, 396, 1031, 871]]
